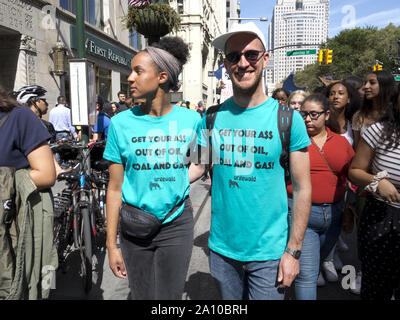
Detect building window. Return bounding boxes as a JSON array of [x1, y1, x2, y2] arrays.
[[129, 28, 142, 50], [120, 74, 130, 98], [177, 0, 184, 14], [96, 66, 111, 101], [60, 0, 103, 28]]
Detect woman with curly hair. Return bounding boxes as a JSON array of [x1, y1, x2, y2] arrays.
[[349, 71, 400, 300], [103, 37, 203, 300], [272, 88, 291, 107]]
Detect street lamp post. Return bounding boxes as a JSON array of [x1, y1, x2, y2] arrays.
[[228, 17, 268, 30]]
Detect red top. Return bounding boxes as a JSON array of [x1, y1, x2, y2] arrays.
[[287, 127, 355, 204]]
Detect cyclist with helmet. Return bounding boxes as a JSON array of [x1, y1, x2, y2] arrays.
[[13, 85, 64, 177]]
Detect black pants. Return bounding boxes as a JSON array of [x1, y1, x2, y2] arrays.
[[120, 198, 194, 300], [358, 196, 400, 300]]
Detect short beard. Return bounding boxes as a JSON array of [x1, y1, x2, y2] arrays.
[[231, 70, 263, 98]]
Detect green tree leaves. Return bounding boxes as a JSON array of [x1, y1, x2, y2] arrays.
[[293, 24, 400, 92]]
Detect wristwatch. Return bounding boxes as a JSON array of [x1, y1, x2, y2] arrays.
[[285, 247, 301, 259]]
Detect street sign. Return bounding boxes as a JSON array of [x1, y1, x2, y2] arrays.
[[286, 49, 317, 56], [394, 74, 400, 81]]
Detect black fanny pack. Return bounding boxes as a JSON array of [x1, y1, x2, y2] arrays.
[[119, 197, 187, 239]]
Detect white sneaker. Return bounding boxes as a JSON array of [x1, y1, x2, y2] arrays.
[[350, 271, 361, 295], [317, 272, 326, 287], [322, 260, 339, 282], [333, 251, 343, 270]]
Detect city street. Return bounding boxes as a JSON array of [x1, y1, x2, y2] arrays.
[[49, 178, 361, 300]]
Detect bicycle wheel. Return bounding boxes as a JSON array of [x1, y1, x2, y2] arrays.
[[53, 191, 73, 265], [79, 207, 93, 293]]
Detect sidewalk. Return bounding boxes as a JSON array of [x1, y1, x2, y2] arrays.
[[49, 178, 212, 300]]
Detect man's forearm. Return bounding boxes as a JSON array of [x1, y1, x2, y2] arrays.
[[287, 188, 311, 250]]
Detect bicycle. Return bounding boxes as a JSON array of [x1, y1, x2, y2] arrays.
[[51, 139, 107, 293]]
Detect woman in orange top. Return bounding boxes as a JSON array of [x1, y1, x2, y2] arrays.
[[286, 94, 354, 300]]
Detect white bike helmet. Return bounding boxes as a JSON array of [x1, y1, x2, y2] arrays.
[[13, 85, 47, 105]]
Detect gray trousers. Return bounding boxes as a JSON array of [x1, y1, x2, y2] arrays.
[[120, 198, 194, 300]]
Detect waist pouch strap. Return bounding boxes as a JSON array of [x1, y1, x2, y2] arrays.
[[119, 197, 188, 239]]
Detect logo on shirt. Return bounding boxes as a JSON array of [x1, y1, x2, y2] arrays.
[[229, 179, 240, 189], [149, 182, 161, 190]]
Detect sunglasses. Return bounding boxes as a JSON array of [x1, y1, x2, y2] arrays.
[[300, 110, 326, 120], [225, 50, 265, 64]]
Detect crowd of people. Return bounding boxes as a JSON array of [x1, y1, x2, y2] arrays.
[[1, 21, 399, 301]]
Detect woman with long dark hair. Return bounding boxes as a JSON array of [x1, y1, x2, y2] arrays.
[[104, 37, 203, 300], [349, 72, 399, 300], [327, 81, 360, 146], [352, 70, 396, 147], [286, 94, 354, 299]]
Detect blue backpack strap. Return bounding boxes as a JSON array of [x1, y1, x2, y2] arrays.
[[277, 104, 294, 182]]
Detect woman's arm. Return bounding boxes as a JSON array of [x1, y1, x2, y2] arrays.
[[349, 138, 400, 202], [353, 130, 361, 150], [27, 143, 56, 189], [348, 138, 374, 187], [106, 162, 127, 279], [189, 163, 205, 183]]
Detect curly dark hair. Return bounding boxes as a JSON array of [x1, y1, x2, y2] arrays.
[[0, 85, 19, 111], [272, 88, 290, 100], [326, 81, 360, 123], [152, 36, 190, 66]]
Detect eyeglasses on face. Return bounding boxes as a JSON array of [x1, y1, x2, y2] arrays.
[[300, 110, 325, 120], [225, 50, 265, 64]]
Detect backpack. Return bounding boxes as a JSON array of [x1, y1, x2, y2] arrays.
[[0, 112, 17, 299], [204, 102, 294, 181]]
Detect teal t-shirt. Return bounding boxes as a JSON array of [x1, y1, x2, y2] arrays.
[[103, 105, 201, 223], [199, 97, 310, 261]]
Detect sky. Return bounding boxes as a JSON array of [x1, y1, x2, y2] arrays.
[[239, 0, 400, 47]]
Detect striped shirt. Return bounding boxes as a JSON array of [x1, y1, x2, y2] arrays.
[[362, 122, 400, 208]]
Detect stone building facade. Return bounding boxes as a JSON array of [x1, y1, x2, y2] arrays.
[[0, 0, 141, 117], [0, 0, 227, 113], [168, 0, 226, 107]]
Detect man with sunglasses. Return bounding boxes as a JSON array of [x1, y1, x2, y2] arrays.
[[199, 22, 312, 300]]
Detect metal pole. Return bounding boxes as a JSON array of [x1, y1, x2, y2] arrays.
[[76, 0, 89, 145]]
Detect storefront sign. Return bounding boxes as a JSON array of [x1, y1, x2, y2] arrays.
[[71, 26, 134, 68]]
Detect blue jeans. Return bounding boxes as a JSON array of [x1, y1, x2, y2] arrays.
[[287, 198, 343, 300], [209, 250, 285, 300]]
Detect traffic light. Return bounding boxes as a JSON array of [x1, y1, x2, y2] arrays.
[[318, 49, 326, 65], [373, 64, 383, 71], [325, 49, 333, 65]]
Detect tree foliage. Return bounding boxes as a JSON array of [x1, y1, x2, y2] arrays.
[[293, 24, 400, 92]]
